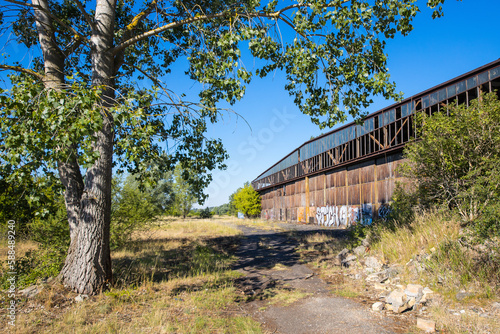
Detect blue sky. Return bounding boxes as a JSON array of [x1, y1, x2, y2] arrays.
[[194, 0, 500, 207], [1, 0, 499, 208]]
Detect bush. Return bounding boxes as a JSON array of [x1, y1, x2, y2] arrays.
[[199, 207, 213, 219], [0, 172, 63, 238], [402, 92, 500, 240], [1, 197, 69, 289], [111, 175, 163, 249]]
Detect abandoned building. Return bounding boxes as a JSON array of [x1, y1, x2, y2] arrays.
[[251, 59, 500, 226]]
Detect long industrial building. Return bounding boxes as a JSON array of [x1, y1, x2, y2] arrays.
[[252, 59, 500, 226]]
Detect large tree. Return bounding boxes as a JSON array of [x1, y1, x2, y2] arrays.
[[0, 0, 448, 294]]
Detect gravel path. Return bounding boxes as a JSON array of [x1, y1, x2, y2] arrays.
[[230, 222, 405, 334]]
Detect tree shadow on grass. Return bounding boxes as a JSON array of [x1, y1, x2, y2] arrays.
[[111, 225, 349, 290]]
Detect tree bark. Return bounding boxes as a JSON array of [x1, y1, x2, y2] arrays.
[[58, 0, 117, 294], [32, 0, 91, 287]]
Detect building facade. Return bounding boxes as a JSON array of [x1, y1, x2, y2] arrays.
[[252, 59, 500, 226]]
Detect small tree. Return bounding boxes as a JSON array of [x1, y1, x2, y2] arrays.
[[402, 92, 500, 238], [173, 164, 197, 219], [111, 174, 168, 249], [232, 183, 261, 218]]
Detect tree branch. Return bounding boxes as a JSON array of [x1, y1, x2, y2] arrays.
[[111, 1, 347, 55], [111, 11, 229, 55], [4, 0, 90, 45], [63, 35, 84, 57], [114, 0, 158, 74], [0, 65, 44, 81], [72, 0, 95, 29], [126, 0, 158, 32]]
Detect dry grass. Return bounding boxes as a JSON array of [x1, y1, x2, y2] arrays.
[[2, 217, 263, 333], [370, 209, 461, 264], [142, 217, 243, 239], [10, 273, 262, 334], [264, 287, 312, 307], [428, 301, 500, 333], [231, 219, 286, 232], [370, 210, 499, 300], [0, 239, 39, 264]]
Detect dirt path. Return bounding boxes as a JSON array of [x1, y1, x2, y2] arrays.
[[230, 222, 408, 334]]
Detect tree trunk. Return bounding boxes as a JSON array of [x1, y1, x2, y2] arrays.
[[58, 0, 117, 295]]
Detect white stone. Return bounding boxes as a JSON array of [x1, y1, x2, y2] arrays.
[[417, 318, 436, 333], [353, 245, 366, 256], [75, 294, 88, 303], [405, 284, 423, 298], [364, 256, 382, 269], [386, 290, 408, 313], [372, 302, 384, 311]]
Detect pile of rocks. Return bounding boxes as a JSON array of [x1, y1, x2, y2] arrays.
[[335, 246, 437, 332]]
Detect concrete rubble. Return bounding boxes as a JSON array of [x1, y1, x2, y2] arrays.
[[336, 247, 439, 329]]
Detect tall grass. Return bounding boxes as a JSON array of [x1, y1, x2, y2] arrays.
[[370, 209, 500, 298], [371, 209, 461, 264]]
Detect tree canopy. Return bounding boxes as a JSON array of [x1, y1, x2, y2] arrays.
[[0, 0, 450, 294], [231, 182, 261, 218]]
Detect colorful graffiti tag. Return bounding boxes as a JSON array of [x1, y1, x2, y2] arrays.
[[377, 204, 391, 220], [315, 204, 373, 227]]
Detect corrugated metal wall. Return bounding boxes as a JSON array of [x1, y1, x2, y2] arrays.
[[260, 152, 406, 225]]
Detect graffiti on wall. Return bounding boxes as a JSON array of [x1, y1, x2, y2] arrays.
[[378, 204, 391, 220], [315, 204, 374, 227], [315, 205, 356, 227], [361, 203, 373, 225]]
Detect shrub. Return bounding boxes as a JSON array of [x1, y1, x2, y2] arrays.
[[111, 175, 163, 249], [199, 207, 213, 219], [1, 197, 69, 289], [402, 92, 500, 239]]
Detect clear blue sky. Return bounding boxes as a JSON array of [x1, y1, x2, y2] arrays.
[[194, 0, 500, 207], [1, 1, 499, 208]]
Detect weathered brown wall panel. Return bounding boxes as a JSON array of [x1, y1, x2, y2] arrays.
[[336, 187, 346, 206], [348, 185, 360, 205], [360, 161, 375, 183], [347, 167, 359, 185], [336, 169, 346, 187], [361, 183, 373, 204], [326, 172, 334, 188], [258, 152, 405, 224]]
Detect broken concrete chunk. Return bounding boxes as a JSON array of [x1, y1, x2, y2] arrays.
[[405, 284, 423, 301], [353, 245, 366, 256], [341, 254, 358, 268], [417, 318, 436, 333], [386, 290, 409, 313], [372, 302, 384, 311], [364, 256, 382, 270], [337, 248, 350, 261], [385, 265, 400, 278]]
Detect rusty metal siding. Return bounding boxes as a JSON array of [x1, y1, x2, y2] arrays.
[[258, 152, 405, 223]]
